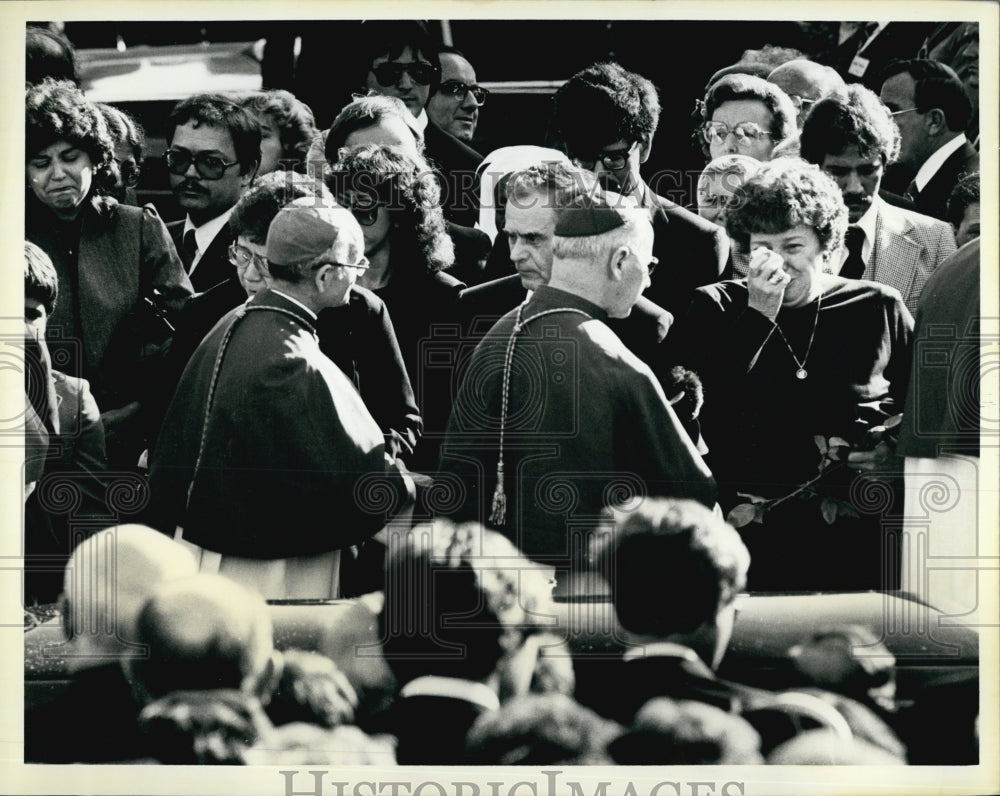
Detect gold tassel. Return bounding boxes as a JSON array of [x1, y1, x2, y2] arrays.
[[489, 461, 507, 527]]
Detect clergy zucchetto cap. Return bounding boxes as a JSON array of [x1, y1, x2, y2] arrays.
[[553, 191, 632, 238], [265, 200, 358, 265]]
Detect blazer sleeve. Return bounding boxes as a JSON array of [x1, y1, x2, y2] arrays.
[[372, 299, 424, 461], [140, 204, 194, 317]]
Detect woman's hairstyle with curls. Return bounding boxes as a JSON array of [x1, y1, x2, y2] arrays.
[[240, 89, 317, 168], [699, 73, 798, 159], [724, 157, 849, 256], [25, 78, 114, 194], [327, 143, 454, 275]]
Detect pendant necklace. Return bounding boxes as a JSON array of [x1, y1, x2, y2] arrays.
[[773, 293, 822, 380]]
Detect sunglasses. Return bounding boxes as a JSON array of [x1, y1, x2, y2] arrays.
[[371, 61, 440, 87], [702, 121, 773, 147], [437, 80, 489, 104], [113, 157, 141, 187], [574, 141, 638, 171], [227, 242, 269, 272], [343, 199, 383, 227], [164, 148, 240, 180]]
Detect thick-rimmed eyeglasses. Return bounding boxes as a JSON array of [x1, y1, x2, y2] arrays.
[[575, 141, 638, 171], [114, 157, 141, 187], [702, 121, 773, 147], [164, 149, 240, 180], [227, 243, 269, 272], [371, 61, 439, 87], [437, 80, 489, 104]]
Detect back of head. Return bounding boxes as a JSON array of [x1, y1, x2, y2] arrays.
[[131, 573, 275, 702], [325, 94, 421, 161], [26, 26, 77, 86], [800, 83, 900, 166], [465, 693, 621, 765], [25, 241, 59, 314], [609, 697, 764, 764], [62, 525, 197, 660], [591, 499, 749, 639], [947, 170, 980, 230], [767, 59, 846, 103], [230, 169, 332, 245], [97, 103, 145, 156], [381, 520, 554, 685], [767, 729, 906, 764], [239, 89, 317, 165], [167, 93, 261, 175], [880, 58, 972, 132], [553, 62, 660, 159]]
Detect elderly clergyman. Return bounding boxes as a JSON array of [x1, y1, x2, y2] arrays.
[[148, 200, 411, 599], [438, 191, 716, 572]]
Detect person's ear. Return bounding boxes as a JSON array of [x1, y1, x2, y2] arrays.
[[925, 107, 947, 137], [313, 263, 335, 293], [241, 160, 260, 190], [638, 133, 653, 165], [608, 245, 630, 281]]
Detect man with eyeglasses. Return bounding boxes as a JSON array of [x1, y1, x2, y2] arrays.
[[148, 201, 412, 599], [552, 62, 728, 320], [878, 59, 979, 222], [163, 94, 260, 292], [800, 83, 956, 314], [766, 60, 846, 129], [426, 46, 487, 145], [357, 22, 484, 227]]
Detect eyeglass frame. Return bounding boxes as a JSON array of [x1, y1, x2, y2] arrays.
[[889, 106, 920, 117], [227, 242, 269, 272], [574, 140, 639, 171], [113, 156, 142, 187], [701, 120, 774, 147], [164, 148, 241, 180], [786, 94, 817, 113], [643, 255, 659, 275], [436, 80, 489, 104], [342, 198, 384, 227], [370, 61, 440, 87]]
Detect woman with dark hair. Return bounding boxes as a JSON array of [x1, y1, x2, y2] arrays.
[[96, 103, 145, 204], [700, 74, 798, 162], [671, 158, 913, 592], [25, 79, 192, 465], [327, 144, 463, 380], [239, 89, 317, 174]]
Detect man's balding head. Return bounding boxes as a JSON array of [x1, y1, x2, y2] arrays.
[[130, 573, 277, 702], [768, 60, 846, 126], [61, 525, 197, 667]]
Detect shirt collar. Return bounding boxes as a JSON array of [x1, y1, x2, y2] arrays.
[[622, 641, 706, 665], [914, 133, 967, 191], [398, 676, 500, 712], [183, 208, 234, 266], [528, 285, 609, 323], [410, 108, 429, 135], [267, 288, 318, 321]]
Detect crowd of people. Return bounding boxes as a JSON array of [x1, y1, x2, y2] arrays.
[[22, 19, 982, 766]]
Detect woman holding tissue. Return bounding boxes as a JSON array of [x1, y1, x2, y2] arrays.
[[670, 159, 914, 592]]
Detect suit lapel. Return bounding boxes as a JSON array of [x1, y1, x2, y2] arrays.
[[190, 223, 236, 292], [871, 203, 920, 303]]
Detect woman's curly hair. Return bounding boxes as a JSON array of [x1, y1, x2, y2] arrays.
[[327, 143, 454, 275], [240, 89, 317, 169], [25, 78, 114, 194], [725, 157, 848, 256]]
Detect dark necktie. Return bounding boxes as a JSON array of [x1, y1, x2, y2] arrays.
[[841, 226, 866, 279], [181, 228, 198, 272]]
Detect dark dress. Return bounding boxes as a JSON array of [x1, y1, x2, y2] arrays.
[[672, 277, 914, 591]]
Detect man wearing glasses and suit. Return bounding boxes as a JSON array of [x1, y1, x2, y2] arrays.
[[163, 94, 260, 292], [552, 62, 729, 320]]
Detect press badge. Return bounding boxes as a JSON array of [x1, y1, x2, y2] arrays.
[[848, 54, 870, 78]]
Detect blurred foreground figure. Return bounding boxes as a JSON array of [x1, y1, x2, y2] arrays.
[[24, 525, 197, 762]]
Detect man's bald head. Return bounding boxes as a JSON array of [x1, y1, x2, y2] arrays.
[[131, 573, 277, 702], [768, 60, 845, 126], [61, 524, 197, 665]]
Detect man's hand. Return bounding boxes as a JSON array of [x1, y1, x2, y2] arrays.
[[746, 247, 790, 321]]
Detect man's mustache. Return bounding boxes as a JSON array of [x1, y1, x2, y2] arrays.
[[175, 180, 208, 194]]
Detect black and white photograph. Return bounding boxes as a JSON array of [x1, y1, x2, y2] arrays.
[[2, 2, 997, 794]]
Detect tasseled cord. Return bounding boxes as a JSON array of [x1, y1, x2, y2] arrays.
[[488, 302, 592, 527]]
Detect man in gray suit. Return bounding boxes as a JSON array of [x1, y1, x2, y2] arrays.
[[800, 83, 956, 314]]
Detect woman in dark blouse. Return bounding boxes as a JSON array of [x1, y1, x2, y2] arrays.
[[327, 144, 465, 470], [672, 158, 914, 591]]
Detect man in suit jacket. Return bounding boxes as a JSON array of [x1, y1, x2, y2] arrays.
[[879, 59, 978, 221], [801, 83, 957, 313], [164, 94, 260, 292], [551, 62, 728, 319]]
